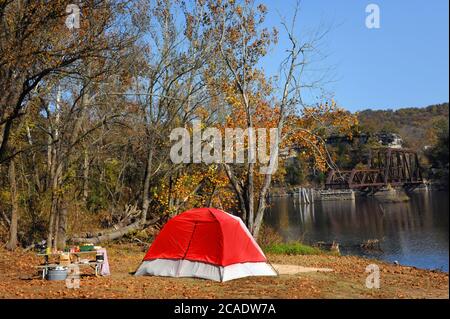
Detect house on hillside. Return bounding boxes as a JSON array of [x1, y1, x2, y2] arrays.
[[280, 132, 404, 161], [324, 132, 403, 148], [375, 133, 403, 148]]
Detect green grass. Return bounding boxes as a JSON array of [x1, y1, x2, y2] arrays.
[[263, 242, 325, 255]]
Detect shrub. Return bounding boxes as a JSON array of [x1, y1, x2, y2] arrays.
[[264, 242, 324, 255], [257, 224, 283, 248]]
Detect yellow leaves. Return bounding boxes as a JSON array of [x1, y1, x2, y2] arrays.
[[235, 5, 243, 16], [152, 163, 235, 212], [284, 101, 358, 173], [184, 13, 195, 40], [194, 107, 210, 121], [0, 189, 12, 204]]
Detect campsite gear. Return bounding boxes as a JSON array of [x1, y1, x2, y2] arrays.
[[96, 252, 104, 263], [47, 267, 68, 281], [36, 248, 110, 279], [135, 208, 277, 282], [96, 248, 110, 276], [36, 240, 47, 254], [80, 244, 94, 252], [59, 253, 71, 266]]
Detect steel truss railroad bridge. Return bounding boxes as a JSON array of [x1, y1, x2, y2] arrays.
[[325, 148, 424, 191]]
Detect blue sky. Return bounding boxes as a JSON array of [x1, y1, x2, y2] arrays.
[[260, 0, 449, 112]]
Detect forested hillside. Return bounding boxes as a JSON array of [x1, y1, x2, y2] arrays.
[[357, 103, 449, 151], [285, 103, 449, 186]]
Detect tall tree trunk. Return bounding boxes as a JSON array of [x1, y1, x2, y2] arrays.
[[252, 174, 273, 240], [0, 126, 4, 163], [167, 174, 174, 211], [56, 201, 68, 250], [223, 163, 248, 221], [47, 194, 58, 250], [82, 148, 90, 203], [141, 142, 154, 225], [252, 135, 279, 239], [46, 127, 53, 190], [47, 162, 62, 250], [47, 88, 60, 249], [26, 125, 42, 193], [247, 162, 255, 231], [6, 159, 19, 250]]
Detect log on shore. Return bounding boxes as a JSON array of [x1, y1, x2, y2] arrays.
[[69, 217, 160, 244]]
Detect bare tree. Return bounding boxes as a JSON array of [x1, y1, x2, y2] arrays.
[[5, 158, 18, 250], [207, 0, 338, 239]]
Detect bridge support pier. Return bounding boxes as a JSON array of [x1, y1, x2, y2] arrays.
[[317, 189, 355, 201], [372, 187, 410, 203]]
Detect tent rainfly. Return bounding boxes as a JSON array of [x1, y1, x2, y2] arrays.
[[135, 208, 277, 282]]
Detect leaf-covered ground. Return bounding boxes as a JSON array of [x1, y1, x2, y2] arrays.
[[0, 244, 447, 299]]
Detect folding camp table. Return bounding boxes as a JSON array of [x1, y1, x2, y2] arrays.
[[35, 262, 102, 279], [36, 250, 105, 279]]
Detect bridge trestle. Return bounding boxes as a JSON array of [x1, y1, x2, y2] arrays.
[[325, 148, 424, 190]]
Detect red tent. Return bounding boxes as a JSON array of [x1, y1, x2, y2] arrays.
[[135, 207, 277, 281]]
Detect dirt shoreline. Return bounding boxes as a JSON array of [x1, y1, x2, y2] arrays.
[[0, 244, 447, 299]]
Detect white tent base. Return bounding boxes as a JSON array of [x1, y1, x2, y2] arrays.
[[135, 258, 278, 282]]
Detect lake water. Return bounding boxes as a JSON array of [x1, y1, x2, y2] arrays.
[[265, 190, 449, 272]]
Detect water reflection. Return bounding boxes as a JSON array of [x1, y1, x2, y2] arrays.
[[265, 191, 449, 271]]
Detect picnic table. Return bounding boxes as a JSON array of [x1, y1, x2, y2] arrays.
[[36, 250, 108, 279]]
